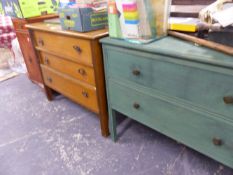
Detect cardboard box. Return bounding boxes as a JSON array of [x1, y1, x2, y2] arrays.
[[2, 0, 59, 18], [58, 7, 108, 32]]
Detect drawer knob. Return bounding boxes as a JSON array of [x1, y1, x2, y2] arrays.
[[82, 91, 88, 98], [29, 57, 33, 63], [212, 137, 222, 146], [78, 68, 86, 76], [38, 38, 44, 46], [223, 96, 233, 104], [44, 57, 50, 65], [47, 77, 53, 83], [19, 23, 24, 29], [73, 45, 82, 54], [133, 103, 140, 109], [132, 69, 141, 76]]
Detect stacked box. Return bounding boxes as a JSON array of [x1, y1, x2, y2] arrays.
[[2, 0, 59, 18], [58, 7, 108, 32]]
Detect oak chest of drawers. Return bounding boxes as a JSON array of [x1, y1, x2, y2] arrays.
[[27, 23, 109, 137], [101, 37, 233, 168]]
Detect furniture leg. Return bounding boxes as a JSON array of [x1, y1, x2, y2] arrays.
[[109, 109, 117, 142], [99, 109, 110, 137], [44, 85, 53, 101]]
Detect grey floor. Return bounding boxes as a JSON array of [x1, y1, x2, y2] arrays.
[[0, 74, 232, 175]]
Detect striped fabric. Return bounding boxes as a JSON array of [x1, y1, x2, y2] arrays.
[[0, 32, 16, 48], [0, 15, 14, 34], [0, 15, 16, 48]]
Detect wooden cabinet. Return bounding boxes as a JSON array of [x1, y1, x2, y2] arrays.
[[27, 23, 109, 137], [15, 31, 42, 84], [101, 37, 233, 168], [12, 15, 57, 86]]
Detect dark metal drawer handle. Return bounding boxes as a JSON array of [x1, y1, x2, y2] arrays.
[[132, 69, 141, 76], [73, 45, 82, 54], [47, 77, 52, 83], [212, 137, 222, 146], [44, 57, 50, 65], [223, 96, 233, 104], [78, 68, 86, 76], [82, 91, 88, 98], [133, 103, 140, 109], [38, 38, 44, 46]]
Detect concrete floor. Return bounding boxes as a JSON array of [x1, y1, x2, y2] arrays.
[[0, 74, 232, 175]]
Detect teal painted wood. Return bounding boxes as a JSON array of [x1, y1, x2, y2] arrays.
[[102, 44, 117, 142], [105, 47, 233, 122], [101, 36, 233, 168], [108, 79, 233, 168], [108, 109, 117, 142], [101, 37, 233, 69]]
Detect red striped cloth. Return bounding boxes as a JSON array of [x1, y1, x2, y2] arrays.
[[0, 15, 14, 34], [0, 16, 16, 48], [0, 32, 16, 48]]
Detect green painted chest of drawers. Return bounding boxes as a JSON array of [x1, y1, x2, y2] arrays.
[[101, 37, 233, 169]]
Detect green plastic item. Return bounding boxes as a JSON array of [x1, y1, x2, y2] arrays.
[[108, 13, 122, 38]]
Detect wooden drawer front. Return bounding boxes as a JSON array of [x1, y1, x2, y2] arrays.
[[41, 66, 99, 113], [41, 52, 96, 86], [106, 48, 233, 120], [34, 31, 93, 66], [108, 80, 233, 168]]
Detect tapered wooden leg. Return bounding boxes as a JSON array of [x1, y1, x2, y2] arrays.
[[109, 109, 117, 142], [99, 108, 110, 137], [44, 85, 53, 101]]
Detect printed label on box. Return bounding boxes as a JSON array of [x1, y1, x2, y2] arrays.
[[91, 13, 108, 27]]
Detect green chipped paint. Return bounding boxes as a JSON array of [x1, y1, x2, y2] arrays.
[[101, 36, 233, 169]]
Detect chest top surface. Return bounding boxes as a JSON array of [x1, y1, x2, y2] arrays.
[[101, 37, 233, 69], [26, 22, 108, 40]]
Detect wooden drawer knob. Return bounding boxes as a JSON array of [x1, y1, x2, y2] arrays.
[[44, 57, 50, 65], [133, 103, 140, 109], [38, 38, 44, 46], [78, 68, 86, 76], [212, 137, 222, 146], [47, 77, 52, 83], [73, 45, 82, 54], [19, 23, 24, 29], [29, 57, 33, 63], [223, 96, 233, 104], [82, 91, 88, 98], [132, 69, 140, 76]]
